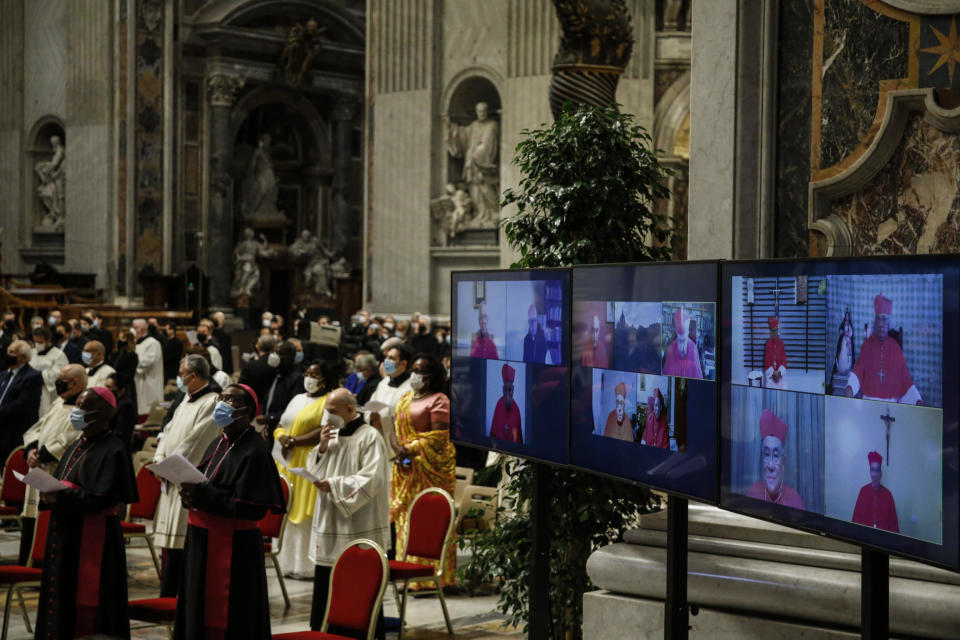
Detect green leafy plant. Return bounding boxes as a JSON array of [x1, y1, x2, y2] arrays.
[[458, 103, 673, 638]]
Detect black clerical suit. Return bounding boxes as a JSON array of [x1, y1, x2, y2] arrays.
[[238, 355, 277, 404], [0, 363, 42, 468], [263, 365, 304, 433]]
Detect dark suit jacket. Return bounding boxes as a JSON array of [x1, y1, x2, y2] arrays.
[[213, 328, 233, 374], [356, 374, 383, 406], [0, 364, 43, 467], [163, 336, 184, 382], [238, 355, 277, 404], [58, 340, 83, 365], [264, 368, 305, 431]]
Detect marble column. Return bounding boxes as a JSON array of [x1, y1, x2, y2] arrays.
[[205, 73, 244, 308], [330, 94, 358, 256]]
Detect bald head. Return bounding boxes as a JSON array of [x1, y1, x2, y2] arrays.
[[82, 340, 105, 367], [59, 364, 87, 399], [325, 388, 359, 423], [133, 319, 147, 338]]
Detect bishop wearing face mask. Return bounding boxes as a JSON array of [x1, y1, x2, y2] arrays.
[[175, 384, 286, 640], [35, 386, 138, 640], [152, 354, 221, 597]]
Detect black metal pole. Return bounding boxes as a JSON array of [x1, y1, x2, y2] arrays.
[[861, 547, 889, 640], [529, 463, 552, 640], [665, 495, 688, 640]]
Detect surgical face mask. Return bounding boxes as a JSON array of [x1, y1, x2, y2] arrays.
[[81, 351, 93, 366], [322, 409, 344, 430], [176, 375, 188, 393], [212, 401, 236, 428], [304, 376, 321, 394], [294, 351, 304, 364], [267, 352, 281, 368], [383, 358, 397, 376], [69, 407, 89, 431], [262, 319, 271, 328], [355, 369, 366, 382], [383, 322, 395, 331], [409, 372, 425, 391]]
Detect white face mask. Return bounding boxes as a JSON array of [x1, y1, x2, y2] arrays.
[[322, 409, 344, 430], [304, 376, 321, 393], [262, 318, 272, 328], [409, 372, 425, 391], [267, 352, 281, 367]]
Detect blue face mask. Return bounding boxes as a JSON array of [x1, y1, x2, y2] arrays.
[[48, 316, 57, 326], [212, 401, 236, 428], [383, 359, 397, 376], [177, 375, 188, 393], [69, 407, 88, 431], [294, 351, 304, 364], [81, 351, 93, 366]]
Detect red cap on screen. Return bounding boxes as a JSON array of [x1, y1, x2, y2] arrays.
[[615, 382, 626, 397], [759, 409, 787, 444], [673, 307, 688, 333], [501, 363, 515, 383], [768, 317, 779, 330], [868, 450, 883, 465], [874, 294, 893, 316]]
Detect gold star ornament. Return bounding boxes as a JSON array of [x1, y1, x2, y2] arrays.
[[921, 18, 960, 86]]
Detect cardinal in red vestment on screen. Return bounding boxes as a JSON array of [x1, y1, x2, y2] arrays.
[[581, 314, 610, 368], [845, 294, 921, 404], [470, 301, 499, 359], [603, 381, 633, 441], [642, 388, 669, 449], [662, 308, 703, 379], [763, 317, 788, 390], [746, 409, 805, 509], [851, 450, 899, 533], [489, 363, 522, 443]]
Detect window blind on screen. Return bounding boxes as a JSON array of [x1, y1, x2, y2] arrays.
[[742, 276, 826, 372]]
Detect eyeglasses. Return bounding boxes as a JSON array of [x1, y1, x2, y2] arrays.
[[761, 448, 783, 464]]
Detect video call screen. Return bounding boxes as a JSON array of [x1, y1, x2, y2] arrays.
[[449, 269, 571, 464], [568, 262, 719, 502], [720, 257, 960, 569]]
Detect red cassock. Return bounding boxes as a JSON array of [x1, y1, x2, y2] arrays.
[[852, 484, 900, 533], [764, 337, 787, 373], [489, 397, 522, 443], [603, 410, 634, 441], [746, 482, 806, 509], [850, 335, 916, 401], [662, 338, 703, 379], [644, 410, 669, 449], [470, 334, 499, 359]]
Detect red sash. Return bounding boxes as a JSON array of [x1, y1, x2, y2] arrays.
[[187, 509, 260, 640], [63, 480, 120, 637]]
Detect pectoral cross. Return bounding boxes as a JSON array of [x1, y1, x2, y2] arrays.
[[877, 369, 885, 384], [880, 408, 895, 466]]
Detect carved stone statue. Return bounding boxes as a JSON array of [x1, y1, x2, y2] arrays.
[[35, 136, 65, 231], [230, 227, 274, 299], [279, 18, 325, 85], [430, 183, 475, 245], [443, 102, 500, 227], [289, 229, 320, 258], [242, 133, 283, 219], [289, 229, 340, 297]]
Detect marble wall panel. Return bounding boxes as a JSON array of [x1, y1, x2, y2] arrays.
[[372, 0, 430, 94], [442, 0, 508, 87], [506, 0, 557, 78], [23, 0, 67, 130], [0, 131, 21, 274], [64, 124, 113, 284], [0, 3, 24, 274]]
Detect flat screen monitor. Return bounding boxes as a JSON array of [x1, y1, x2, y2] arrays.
[[568, 261, 719, 502], [450, 268, 571, 464], [720, 256, 959, 569]]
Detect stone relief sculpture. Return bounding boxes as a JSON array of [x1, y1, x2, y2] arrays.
[[242, 133, 283, 219], [443, 102, 500, 227], [430, 183, 475, 245], [35, 136, 65, 232], [230, 227, 274, 299], [280, 18, 325, 85], [288, 229, 344, 298]]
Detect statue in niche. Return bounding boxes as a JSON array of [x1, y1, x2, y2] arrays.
[[35, 136, 65, 232], [443, 102, 500, 227], [430, 183, 475, 246], [280, 18, 326, 85], [289, 229, 340, 297], [230, 227, 274, 299], [242, 133, 283, 220]]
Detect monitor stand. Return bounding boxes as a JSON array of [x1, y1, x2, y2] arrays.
[[666, 495, 689, 639], [861, 547, 889, 639]]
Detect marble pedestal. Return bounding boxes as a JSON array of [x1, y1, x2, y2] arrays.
[[582, 503, 960, 639]]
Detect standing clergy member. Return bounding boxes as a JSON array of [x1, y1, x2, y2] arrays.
[[35, 386, 138, 639], [19, 364, 87, 564], [489, 363, 522, 443], [581, 314, 610, 368], [153, 354, 220, 597], [175, 384, 286, 640], [642, 388, 669, 449], [307, 388, 391, 633], [0, 339, 42, 469], [470, 301, 499, 358], [31, 326, 70, 415], [82, 339, 116, 388], [523, 304, 547, 363], [603, 381, 633, 441], [852, 450, 899, 533], [746, 409, 805, 509], [662, 308, 703, 379], [763, 317, 788, 389], [134, 318, 164, 415], [845, 294, 921, 404]]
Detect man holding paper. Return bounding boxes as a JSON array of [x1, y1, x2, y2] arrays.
[[19, 363, 86, 564], [306, 388, 391, 634], [367, 344, 414, 447], [152, 354, 220, 596], [35, 386, 138, 639], [175, 383, 286, 639]]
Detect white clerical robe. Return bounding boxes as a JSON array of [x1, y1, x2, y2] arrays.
[[135, 336, 164, 414], [152, 389, 220, 549], [30, 346, 68, 416], [86, 362, 116, 388], [307, 423, 391, 566], [365, 376, 413, 448], [21, 398, 80, 518]]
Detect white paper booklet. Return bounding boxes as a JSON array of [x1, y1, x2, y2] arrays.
[[13, 468, 69, 493], [146, 453, 207, 485]]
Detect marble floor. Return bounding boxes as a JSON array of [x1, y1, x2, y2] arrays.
[[0, 527, 521, 639]]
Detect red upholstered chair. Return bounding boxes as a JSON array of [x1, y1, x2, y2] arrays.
[[128, 596, 177, 636], [259, 476, 293, 608], [122, 463, 162, 578], [273, 538, 388, 640], [0, 447, 28, 528], [390, 487, 456, 639], [0, 509, 51, 640]]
